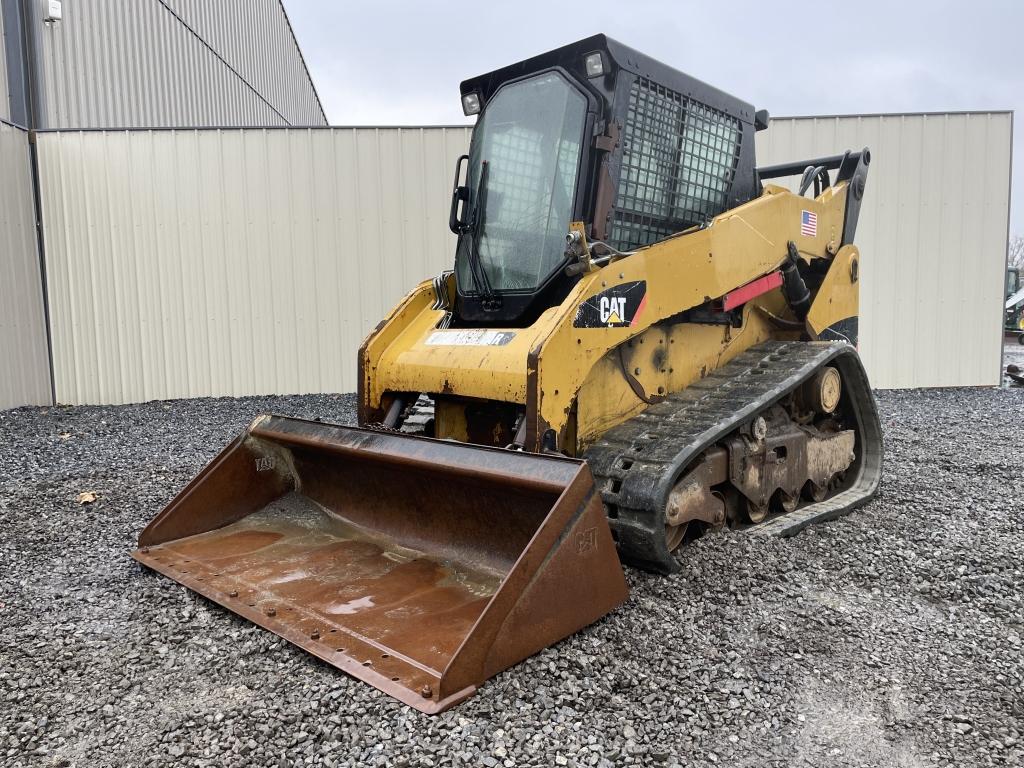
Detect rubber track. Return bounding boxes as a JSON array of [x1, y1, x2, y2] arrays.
[[583, 341, 883, 574]]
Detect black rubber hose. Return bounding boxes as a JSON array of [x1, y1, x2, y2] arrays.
[[781, 241, 812, 321]]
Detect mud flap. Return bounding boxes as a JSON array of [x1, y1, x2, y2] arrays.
[[133, 416, 627, 713]]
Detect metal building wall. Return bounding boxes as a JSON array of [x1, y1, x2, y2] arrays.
[[0, 8, 9, 123], [31, 113, 1012, 405], [0, 120, 52, 409], [31, 0, 325, 129], [756, 112, 1013, 388], [162, 0, 325, 126], [35, 126, 471, 405]]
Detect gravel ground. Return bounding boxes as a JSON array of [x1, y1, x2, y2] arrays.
[[2, 376, 1022, 768]]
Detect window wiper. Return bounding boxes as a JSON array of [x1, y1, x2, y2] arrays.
[[466, 161, 500, 310]]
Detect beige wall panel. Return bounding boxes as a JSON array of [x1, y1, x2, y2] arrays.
[[757, 112, 1012, 388], [35, 114, 1010, 405], [0, 121, 51, 409], [36, 126, 472, 404]]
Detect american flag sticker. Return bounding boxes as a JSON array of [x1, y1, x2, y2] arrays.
[[800, 210, 818, 237]]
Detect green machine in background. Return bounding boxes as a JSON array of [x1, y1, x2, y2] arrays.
[[1007, 268, 1024, 345]]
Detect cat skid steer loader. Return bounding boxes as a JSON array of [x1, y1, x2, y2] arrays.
[[134, 35, 882, 713]]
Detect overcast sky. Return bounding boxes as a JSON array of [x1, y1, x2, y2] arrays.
[[284, 0, 1021, 235]]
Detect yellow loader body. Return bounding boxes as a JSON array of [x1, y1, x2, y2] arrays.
[[361, 184, 861, 454]]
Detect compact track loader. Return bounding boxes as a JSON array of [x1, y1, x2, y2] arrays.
[[135, 34, 882, 713]]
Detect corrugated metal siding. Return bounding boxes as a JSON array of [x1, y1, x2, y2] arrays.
[[757, 113, 1013, 388], [33, 114, 1012, 405], [0, 121, 52, 409], [35, 127, 471, 404], [33, 0, 323, 129], [163, 0, 325, 125], [0, 9, 9, 123]]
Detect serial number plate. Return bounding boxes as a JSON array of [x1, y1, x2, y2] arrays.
[[425, 330, 516, 347]]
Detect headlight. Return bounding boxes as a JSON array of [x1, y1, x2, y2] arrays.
[[461, 92, 481, 116], [584, 52, 606, 78]]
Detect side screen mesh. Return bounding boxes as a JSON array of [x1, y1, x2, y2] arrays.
[[609, 78, 742, 251]]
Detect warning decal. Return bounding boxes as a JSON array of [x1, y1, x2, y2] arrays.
[[425, 330, 516, 347]]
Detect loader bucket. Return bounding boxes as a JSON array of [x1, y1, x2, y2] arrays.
[[133, 415, 627, 713]]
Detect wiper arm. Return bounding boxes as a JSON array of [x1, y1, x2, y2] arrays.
[[466, 161, 499, 309]]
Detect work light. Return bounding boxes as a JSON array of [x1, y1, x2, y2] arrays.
[[584, 52, 605, 78], [461, 92, 481, 116]]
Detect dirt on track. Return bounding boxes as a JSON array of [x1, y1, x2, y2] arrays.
[[1, 384, 1022, 767]]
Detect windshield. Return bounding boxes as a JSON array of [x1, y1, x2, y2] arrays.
[[457, 72, 587, 295]]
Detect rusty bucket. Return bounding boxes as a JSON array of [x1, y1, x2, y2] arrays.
[[133, 415, 627, 713]]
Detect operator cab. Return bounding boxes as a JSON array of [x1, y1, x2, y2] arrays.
[[448, 34, 764, 326]]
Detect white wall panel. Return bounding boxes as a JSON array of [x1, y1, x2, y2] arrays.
[[36, 126, 471, 404], [0, 121, 51, 409], [757, 112, 1012, 388], [34, 114, 1011, 405]]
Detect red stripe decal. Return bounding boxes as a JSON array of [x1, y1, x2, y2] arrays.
[[722, 271, 784, 312], [630, 293, 649, 326]]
